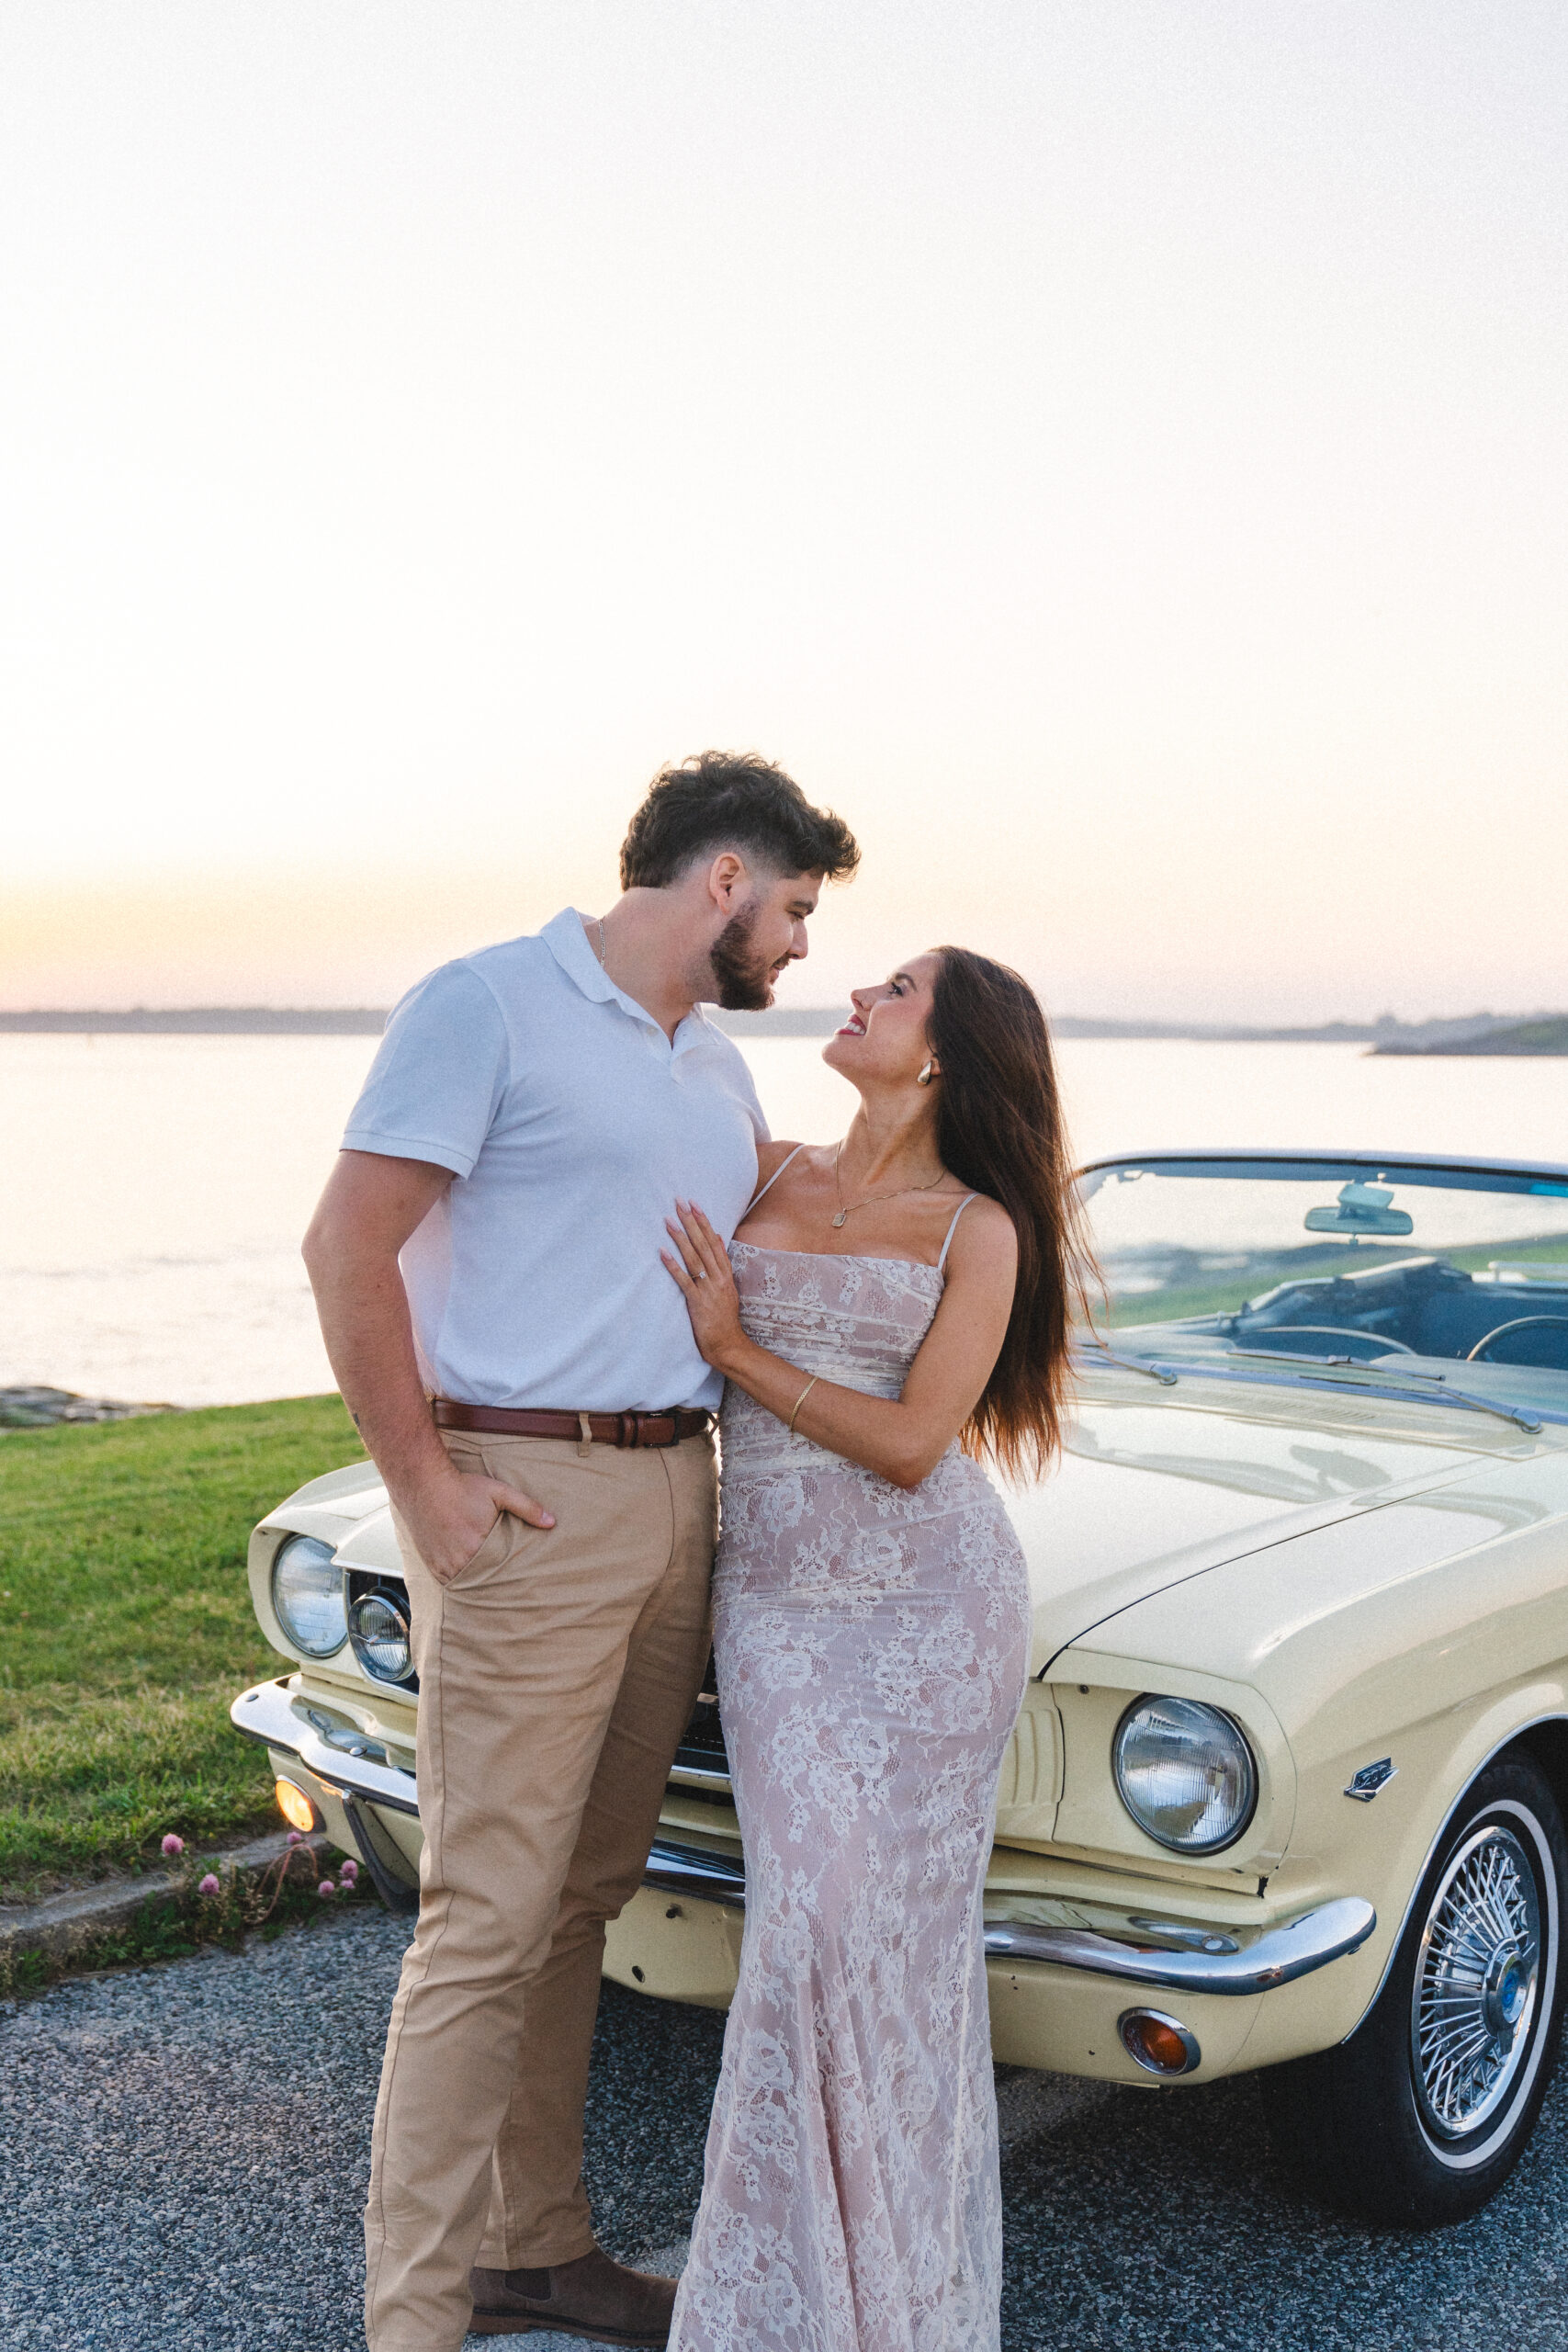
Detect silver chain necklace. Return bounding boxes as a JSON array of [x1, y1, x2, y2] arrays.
[[830, 1137, 948, 1230]]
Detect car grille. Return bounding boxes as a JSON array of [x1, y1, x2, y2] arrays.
[[672, 1657, 730, 1781]]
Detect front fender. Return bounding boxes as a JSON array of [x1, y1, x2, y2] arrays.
[[1238, 1683, 1568, 2071], [1078, 1465, 1568, 2065]]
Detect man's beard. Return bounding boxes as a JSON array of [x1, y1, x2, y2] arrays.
[[709, 901, 780, 1012]]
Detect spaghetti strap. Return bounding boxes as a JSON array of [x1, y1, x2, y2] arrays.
[[745, 1142, 808, 1212], [936, 1193, 978, 1274]]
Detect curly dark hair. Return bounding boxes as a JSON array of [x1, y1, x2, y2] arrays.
[[928, 947, 1095, 1479], [620, 751, 860, 890]]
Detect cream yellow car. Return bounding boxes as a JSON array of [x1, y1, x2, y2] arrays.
[[231, 1148, 1568, 2226]]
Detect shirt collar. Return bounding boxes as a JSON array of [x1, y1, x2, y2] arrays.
[[542, 908, 711, 1054], [542, 908, 619, 1005]]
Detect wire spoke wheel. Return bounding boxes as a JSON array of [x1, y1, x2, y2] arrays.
[[1263, 1761, 1565, 2226], [1411, 1823, 1541, 2141]]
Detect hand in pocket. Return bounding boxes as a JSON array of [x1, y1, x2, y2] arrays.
[[408, 1467, 555, 1585]]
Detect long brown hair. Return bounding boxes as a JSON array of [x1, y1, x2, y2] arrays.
[[928, 947, 1091, 1479]]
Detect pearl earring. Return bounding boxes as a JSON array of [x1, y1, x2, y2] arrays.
[[917, 1061, 935, 1086]]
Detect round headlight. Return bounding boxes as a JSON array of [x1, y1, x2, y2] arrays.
[[270, 1534, 347, 1657], [1112, 1695, 1258, 1854], [348, 1589, 414, 1685]]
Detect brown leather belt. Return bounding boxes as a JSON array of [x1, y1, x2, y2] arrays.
[[433, 1399, 714, 1448]]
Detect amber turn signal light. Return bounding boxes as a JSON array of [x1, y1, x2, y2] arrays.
[[1118, 2007, 1201, 2076], [275, 1777, 320, 1835]]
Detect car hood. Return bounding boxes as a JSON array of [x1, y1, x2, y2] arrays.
[[1010, 1370, 1528, 1673], [265, 1377, 1541, 1680]]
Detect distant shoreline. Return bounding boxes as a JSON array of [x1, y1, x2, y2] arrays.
[[1370, 1016, 1568, 1058], [0, 1008, 390, 1035], [2, 1006, 1564, 1053]]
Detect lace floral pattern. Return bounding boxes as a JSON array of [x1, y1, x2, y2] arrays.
[[669, 1245, 1031, 2352]]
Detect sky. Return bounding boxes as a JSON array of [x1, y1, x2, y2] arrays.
[[3, 2, 1564, 1023]]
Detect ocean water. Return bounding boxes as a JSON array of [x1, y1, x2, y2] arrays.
[[1, 1033, 1562, 1407]]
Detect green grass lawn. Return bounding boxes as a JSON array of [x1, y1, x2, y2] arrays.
[[0, 1396, 364, 1900]]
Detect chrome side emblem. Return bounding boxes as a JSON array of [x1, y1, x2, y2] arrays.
[[1345, 1758, 1397, 1803]]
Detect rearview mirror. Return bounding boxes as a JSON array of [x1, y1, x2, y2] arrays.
[[1304, 1182, 1414, 1238]]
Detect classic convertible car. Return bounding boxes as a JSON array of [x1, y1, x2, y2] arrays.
[[231, 1148, 1568, 2225]]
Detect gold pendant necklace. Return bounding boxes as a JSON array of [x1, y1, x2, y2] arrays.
[[831, 1137, 947, 1228]]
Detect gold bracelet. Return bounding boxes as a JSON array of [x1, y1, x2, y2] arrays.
[[787, 1375, 818, 1435]]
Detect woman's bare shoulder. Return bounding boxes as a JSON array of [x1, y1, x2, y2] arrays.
[[755, 1138, 808, 1183], [942, 1192, 1018, 1272]]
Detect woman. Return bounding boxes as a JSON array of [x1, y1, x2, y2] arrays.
[[659, 946, 1088, 2352]]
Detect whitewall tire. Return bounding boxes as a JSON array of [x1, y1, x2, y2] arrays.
[[1261, 1753, 1567, 2227]]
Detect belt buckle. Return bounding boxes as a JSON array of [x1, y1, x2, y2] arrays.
[[617, 1408, 679, 1448]]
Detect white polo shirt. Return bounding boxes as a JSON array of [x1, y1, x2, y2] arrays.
[[342, 909, 768, 1411]]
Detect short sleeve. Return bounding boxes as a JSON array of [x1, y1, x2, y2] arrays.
[[732, 1051, 770, 1144], [342, 962, 509, 1180], [705, 1029, 769, 1143]]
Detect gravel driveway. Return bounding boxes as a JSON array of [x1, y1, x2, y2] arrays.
[[6, 1904, 1568, 2351]]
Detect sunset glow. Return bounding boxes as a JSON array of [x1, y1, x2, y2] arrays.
[[4, 4, 1564, 1023]]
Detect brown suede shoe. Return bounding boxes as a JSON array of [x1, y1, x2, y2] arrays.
[[469, 2248, 678, 2345]]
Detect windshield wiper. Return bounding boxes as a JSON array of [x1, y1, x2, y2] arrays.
[[1077, 1339, 1178, 1387], [1223, 1351, 1541, 1434]]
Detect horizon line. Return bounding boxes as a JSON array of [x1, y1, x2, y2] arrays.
[[3, 1004, 1563, 1044]]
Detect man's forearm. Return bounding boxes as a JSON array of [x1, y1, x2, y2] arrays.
[[309, 1249, 452, 1509], [302, 1150, 553, 1578]]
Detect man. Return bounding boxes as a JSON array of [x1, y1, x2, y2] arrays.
[[304, 752, 860, 2352]]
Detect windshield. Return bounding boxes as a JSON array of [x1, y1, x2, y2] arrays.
[[1077, 1157, 1568, 1420]]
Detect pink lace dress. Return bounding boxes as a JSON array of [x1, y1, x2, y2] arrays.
[[668, 1234, 1031, 2352]]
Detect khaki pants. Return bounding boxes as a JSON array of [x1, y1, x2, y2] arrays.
[[364, 1428, 717, 2352]]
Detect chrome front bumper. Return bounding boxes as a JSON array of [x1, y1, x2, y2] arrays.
[[231, 1675, 420, 1816], [981, 1901, 1376, 1995], [235, 1677, 1376, 1997], [643, 1837, 1375, 1996]]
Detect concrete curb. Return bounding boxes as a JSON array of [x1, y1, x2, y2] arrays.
[[0, 1830, 331, 1963]]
